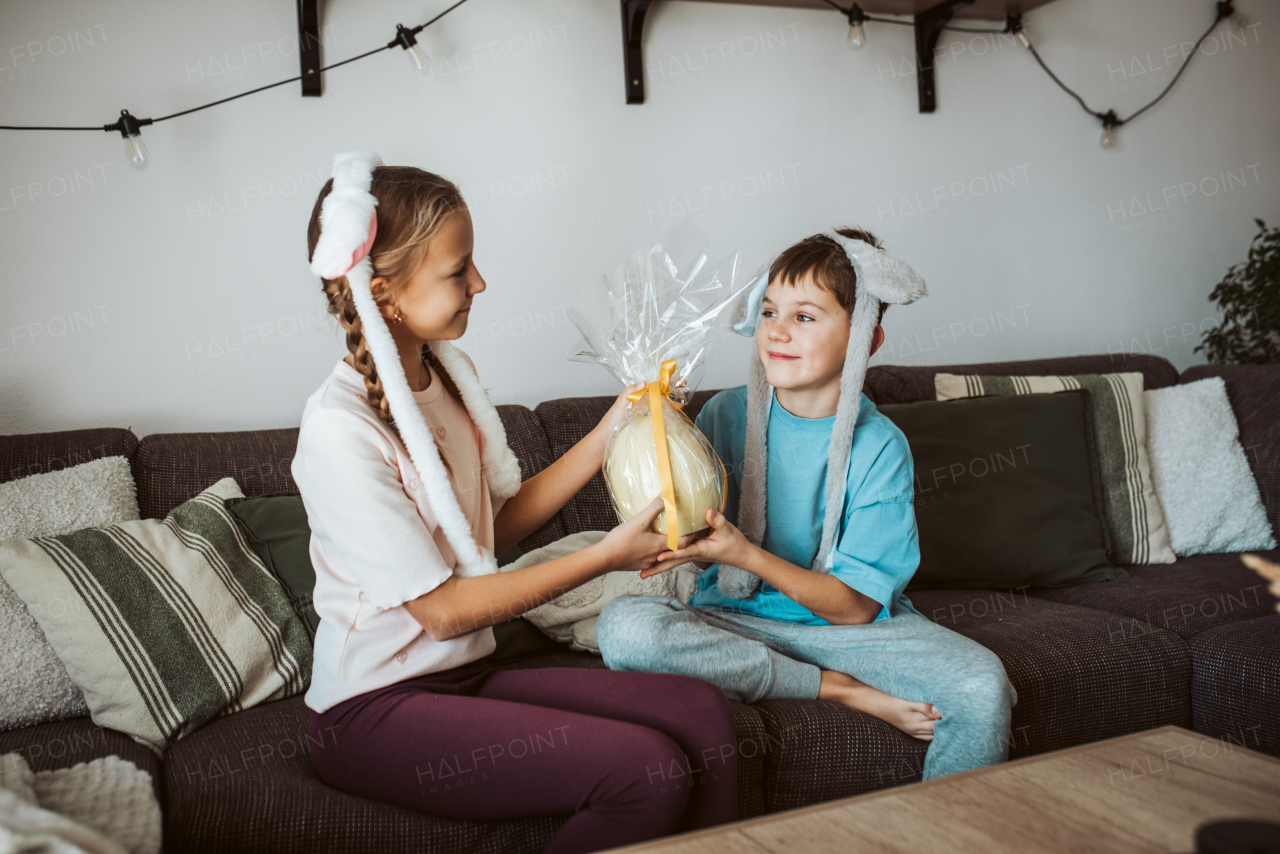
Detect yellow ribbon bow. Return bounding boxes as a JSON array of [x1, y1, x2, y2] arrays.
[[627, 359, 681, 551]]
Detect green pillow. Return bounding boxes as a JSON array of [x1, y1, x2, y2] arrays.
[[877, 390, 1124, 590], [225, 494, 318, 639]]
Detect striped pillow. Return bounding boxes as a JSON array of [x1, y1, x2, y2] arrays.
[[0, 478, 312, 753], [935, 372, 1176, 566]]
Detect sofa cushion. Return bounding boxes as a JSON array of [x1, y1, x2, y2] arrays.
[[163, 695, 563, 854], [750, 591, 1191, 812], [0, 716, 164, 805], [1179, 364, 1280, 540], [0, 428, 138, 485], [933, 371, 1176, 567], [1189, 614, 1280, 758], [880, 392, 1120, 590], [534, 391, 719, 536], [1026, 549, 1280, 640], [866, 353, 1178, 405], [496, 404, 568, 553], [909, 589, 1192, 748], [135, 428, 300, 519]]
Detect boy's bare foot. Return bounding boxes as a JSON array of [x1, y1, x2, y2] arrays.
[[818, 670, 940, 741]]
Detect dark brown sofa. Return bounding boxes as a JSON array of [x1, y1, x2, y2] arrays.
[[2, 352, 1277, 854]]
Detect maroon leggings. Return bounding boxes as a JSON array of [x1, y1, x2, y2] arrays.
[[308, 661, 739, 854]]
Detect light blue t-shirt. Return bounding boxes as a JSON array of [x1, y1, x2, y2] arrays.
[[687, 387, 923, 625]]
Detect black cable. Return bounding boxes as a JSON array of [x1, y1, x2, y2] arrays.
[[823, 0, 1233, 130], [410, 0, 472, 35], [1025, 42, 1103, 118], [150, 74, 305, 123], [1119, 9, 1228, 124], [0, 123, 103, 130], [0, 0, 472, 131], [1024, 5, 1227, 125]]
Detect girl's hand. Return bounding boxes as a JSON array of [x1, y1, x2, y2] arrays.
[[595, 496, 696, 576], [595, 382, 646, 441], [642, 508, 750, 579]]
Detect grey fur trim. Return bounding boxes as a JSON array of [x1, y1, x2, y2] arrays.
[[716, 355, 769, 599], [810, 283, 878, 572]]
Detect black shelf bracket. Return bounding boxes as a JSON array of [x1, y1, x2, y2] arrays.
[[913, 0, 973, 112], [622, 0, 655, 104], [297, 0, 323, 96]]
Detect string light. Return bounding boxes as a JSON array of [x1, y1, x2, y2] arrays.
[[391, 24, 429, 71], [0, 0, 1246, 162], [1007, 15, 1030, 49], [1099, 110, 1120, 149], [1220, 0, 1247, 28], [0, 0, 473, 170], [845, 4, 867, 50], [114, 110, 151, 170], [826, 0, 1238, 150]]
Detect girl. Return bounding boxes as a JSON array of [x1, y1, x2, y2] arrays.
[[293, 152, 738, 854]]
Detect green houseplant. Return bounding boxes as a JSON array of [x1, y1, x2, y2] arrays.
[[1197, 218, 1280, 364]]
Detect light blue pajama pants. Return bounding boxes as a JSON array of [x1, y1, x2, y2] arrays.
[[595, 594, 1017, 780]]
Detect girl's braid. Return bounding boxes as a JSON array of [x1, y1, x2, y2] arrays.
[[323, 276, 396, 429]]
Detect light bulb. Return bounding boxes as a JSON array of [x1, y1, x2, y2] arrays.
[[392, 25, 429, 73], [1017, 29, 1030, 48], [847, 23, 865, 49], [1099, 127, 1114, 148], [124, 133, 149, 170], [1230, 10, 1247, 27], [406, 43, 428, 71], [114, 110, 149, 171]]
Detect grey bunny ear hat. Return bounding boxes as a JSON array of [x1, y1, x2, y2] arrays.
[[716, 231, 928, 599]]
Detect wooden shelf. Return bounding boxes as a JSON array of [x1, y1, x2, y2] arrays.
[[621, 0, 1061, 108], [684, 0, 1058, 22]]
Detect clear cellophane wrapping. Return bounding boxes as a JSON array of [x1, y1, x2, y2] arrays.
[[569, 222, 755, 536]]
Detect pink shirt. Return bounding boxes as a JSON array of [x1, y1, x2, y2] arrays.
[[293, 358, 502, 713]]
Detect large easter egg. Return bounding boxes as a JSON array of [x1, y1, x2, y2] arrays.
[[605, 399, 726, 537]]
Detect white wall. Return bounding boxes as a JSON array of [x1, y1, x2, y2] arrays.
[[1, 0, 1276, 436]]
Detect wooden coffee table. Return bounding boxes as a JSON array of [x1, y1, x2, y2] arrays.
[[610, 725, 1280, 853]]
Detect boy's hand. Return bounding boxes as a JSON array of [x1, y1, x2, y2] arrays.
[[642, 507, 751, 579], [597, 496, 697, 576]]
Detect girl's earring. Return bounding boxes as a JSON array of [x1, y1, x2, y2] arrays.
[[390, 306, 404, 326]]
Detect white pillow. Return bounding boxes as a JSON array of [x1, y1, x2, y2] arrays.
[[0, 456, 139, 731], [1144, 378, 1277, 556]]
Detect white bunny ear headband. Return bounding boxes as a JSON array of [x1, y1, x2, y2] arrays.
[[716, 232, 928, 599], [310, 150, 522, 578]]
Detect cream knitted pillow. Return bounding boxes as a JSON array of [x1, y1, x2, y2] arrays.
[[1144, 377, 1276, 556], [0, 456, 139, 731]]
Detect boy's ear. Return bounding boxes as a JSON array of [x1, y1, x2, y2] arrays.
[[869, 324, 886, 357]]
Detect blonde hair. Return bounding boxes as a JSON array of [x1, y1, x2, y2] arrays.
[[307, 166, 468, 435]]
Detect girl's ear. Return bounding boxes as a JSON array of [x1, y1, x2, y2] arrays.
[[369, 276, 397, 321]]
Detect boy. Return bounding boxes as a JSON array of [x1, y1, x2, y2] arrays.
[[596, 228, 1017, 779]]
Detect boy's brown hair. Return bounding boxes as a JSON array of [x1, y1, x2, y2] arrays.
[[768, 227, 889, 323]]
